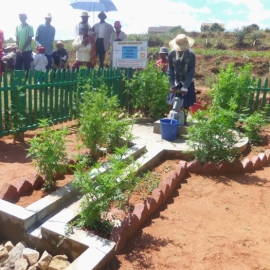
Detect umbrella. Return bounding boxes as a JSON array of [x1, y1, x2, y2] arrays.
[[70, 0, 117, 13]]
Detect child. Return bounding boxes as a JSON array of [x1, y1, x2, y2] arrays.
[[34, 46, 48, 83]]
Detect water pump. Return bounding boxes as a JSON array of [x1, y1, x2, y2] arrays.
[[168, 97, 185, 126]]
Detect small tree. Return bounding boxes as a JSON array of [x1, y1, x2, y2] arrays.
[[234, 26, 248, 46], [27, 119, 69, 190], [209, 23, 225, 32]]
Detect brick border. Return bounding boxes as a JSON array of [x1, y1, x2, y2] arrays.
[[109, 161, 187, 254], [186, 149, 270, 175]]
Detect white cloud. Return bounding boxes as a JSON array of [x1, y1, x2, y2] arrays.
[[0, 0, 211, 40]]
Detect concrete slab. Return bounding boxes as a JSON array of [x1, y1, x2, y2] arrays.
[[131, 123, 189, 153]]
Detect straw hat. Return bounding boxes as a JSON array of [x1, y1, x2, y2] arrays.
[[169, 34, 194, 51]]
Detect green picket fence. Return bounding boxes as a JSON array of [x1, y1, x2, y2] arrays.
[[247, 78, 270, 115], [1, 68, 269, 138], [0, 68, 129, 137]]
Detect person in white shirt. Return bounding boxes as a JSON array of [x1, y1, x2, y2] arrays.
[[34, 46, 48, 72], [109, 21, 127, 66], [92, 12, 114, 68], [71, 25, 97, 69], [33, 46, 48, 83]]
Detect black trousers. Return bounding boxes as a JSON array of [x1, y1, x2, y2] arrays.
[[96, 38, 106, 68]]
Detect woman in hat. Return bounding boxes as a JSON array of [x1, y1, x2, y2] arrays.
[[156, 47, 169, 73], [167, 34, 196, 125]]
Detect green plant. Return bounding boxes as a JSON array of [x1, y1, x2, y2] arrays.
[[186, 107, 240, 163], [10, 86, 26, 142], [210, 63, 256, 111], [126, 61, 170, 119], [242, 111, 269, 145], [78, 81, 134, 162], [234, 26, 248, 45], [27, 119, 69, 190], [72, 146, 140, 232]]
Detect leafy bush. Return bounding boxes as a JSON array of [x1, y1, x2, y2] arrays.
[[210, 63, 256, 111], [242, 111, 269, 145], [126, 61, 170, 119], [186, 107, 240, 163], [78, 81, 133, 162], [73, 146, 140, 232], [27, 119, 69, 190]]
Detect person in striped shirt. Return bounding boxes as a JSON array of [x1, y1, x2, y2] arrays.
[[15, 13, 34, 73]]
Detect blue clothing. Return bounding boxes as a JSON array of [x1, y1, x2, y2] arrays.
[[35, 24, 55, 55]]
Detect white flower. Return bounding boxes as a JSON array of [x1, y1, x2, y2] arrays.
[[116, 177, 121, 183], [112, 219, 121, 228]]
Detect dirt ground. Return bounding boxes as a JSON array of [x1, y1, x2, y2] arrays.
[[106, 166, 270, 270], [0, 120, 87, 207]]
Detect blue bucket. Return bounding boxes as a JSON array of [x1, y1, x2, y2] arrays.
[[160, 118, 179, 141]]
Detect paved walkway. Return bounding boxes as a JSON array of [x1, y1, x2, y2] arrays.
[[131, 123, 189, 152]]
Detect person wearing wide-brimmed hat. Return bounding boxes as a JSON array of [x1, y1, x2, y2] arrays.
[[14, 13, 34, 74], [75, 11, 92, 38], [35, 13, 55, 70], [92, 12, 114, 68], [156, 47, 169, 73], [109, 21, 127, 66], [0, 29, 4, 76], [51, 41, 69, 70], [167, 34, 196, 124]]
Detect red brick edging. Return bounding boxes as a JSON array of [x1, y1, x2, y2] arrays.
[[0, 159, 75, 202]]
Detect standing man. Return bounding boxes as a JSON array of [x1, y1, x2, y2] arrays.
[[0, 29, 4, 76], [75, 12, 92, 37], [167, 34, 196, 125], [35, 13, 55, 70], [15, 13, 34, 73], [109, 21, 126, 67], [93, 12, 114, 68]]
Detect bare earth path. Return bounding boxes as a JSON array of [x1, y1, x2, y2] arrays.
[[107, 167, 270, 270]]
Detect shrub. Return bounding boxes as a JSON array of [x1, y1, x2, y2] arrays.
[[78, 81, 133, 162], [126, 61, 170, 119], [27, 119, 69, 190], [186, 108, 240, 163], [210, 63, 256, 112], [242, 111, 269, 145], [72, 146, 140, 233]]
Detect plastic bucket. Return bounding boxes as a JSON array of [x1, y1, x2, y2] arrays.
[[190, 102, 208, 114], [160, 118, 180, 141]]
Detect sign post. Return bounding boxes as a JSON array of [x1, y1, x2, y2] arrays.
[[112, 41, 148, 68]]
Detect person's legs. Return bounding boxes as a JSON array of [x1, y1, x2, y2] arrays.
[[14, 52, 24, 70], [96, 38, 105, 69], [45, 54, 52, 70], [22, 51, 33, 80]]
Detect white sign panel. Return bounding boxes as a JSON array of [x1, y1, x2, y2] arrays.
[[112, 41, 148, 68]]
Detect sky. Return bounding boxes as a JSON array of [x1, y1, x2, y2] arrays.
[[1, 0, 270, 41]]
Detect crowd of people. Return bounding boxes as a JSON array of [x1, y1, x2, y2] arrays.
[[0, 12, 196, 122], [0, 11, 127, 75]]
